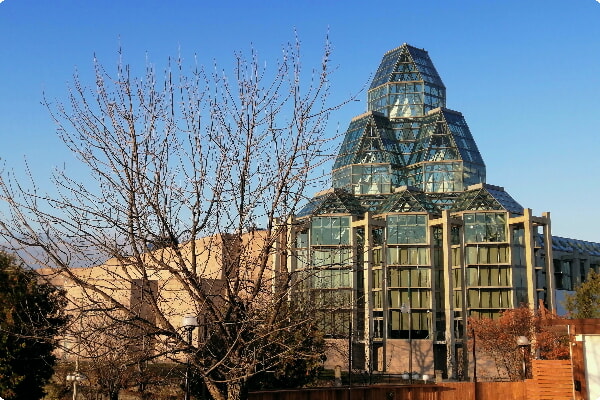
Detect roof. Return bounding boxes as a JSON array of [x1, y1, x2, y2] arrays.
[[370, 43, 444, 90]]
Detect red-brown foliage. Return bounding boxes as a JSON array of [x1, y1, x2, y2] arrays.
[[468, 306, 569, 381]]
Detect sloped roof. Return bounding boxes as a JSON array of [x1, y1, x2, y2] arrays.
[[370, 43, 444, 89], [450, 183, 523, 214], [408, 108, 484, 167], [377, 186, 439, 213], [548, 236, 600, 256], [333, 112, 402, 170], [296, 188, 366, 218]]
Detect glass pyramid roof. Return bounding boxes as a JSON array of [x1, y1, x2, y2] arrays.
[[377, 186, 439, 213], [333, 112, 402, 170], [409, 108, 484, 167], [450, 184, 523, 214], [296, 188, 366, 218], [370, 44, 444, 90], [298, 44, 537, 217]]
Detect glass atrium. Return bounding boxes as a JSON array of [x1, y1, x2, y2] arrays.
[[281, 43, 599, 378]]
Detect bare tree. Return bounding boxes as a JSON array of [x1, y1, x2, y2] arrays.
[[65, 312, 149, 400], [0, 36, 352, 400]]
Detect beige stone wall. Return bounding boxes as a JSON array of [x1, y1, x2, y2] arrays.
[[37, 230, 276, 361], [384, 339, 434, 375]]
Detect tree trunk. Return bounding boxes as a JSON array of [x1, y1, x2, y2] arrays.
[[205, 377, 226, 400], [227, 380, 247, 400]]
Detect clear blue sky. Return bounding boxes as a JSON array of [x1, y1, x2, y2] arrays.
[[1, 0, 599, 242]]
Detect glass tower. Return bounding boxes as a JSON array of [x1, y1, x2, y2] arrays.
[[280, 43, 596, 380]]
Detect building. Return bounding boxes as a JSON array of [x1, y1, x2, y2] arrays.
[[42, 43, 600, 384], [41, 232, 265, 362], [275, 43, 600, 379]]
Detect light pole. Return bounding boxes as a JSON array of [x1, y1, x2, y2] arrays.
[[400, 302, 412, 384], [66, 370, 84, 400], [516, 336, 530, 380], [182, 315, 199, 400]]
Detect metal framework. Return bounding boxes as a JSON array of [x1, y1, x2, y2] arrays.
[[280, 43, 600, 380]]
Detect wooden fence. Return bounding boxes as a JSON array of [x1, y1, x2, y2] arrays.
[[528, 360, 574, 400], [249, 382, 527, 400], [249, 360, 574, 400]]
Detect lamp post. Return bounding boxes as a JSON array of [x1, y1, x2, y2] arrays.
[[66, 371, 84, 400], [516, 336, 530, 380], [400, 303, 412, 384], [182, 315, 199, 400]]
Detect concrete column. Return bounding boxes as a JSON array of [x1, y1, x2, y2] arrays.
[[522, 209, 536, 309], [441, 210, 456, 379], [362, 212, 373, 373], [542, 212, 555, 312]]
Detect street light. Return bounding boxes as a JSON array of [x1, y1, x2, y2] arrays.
[[400, 303, 413, 384], [66, 371, 84, 400], [182, 315, 199, 400], [516, 336, 530, 380]]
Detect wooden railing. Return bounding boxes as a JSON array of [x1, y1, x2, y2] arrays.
[[249, 382, 527, 400], [249, 360, 574, 400]]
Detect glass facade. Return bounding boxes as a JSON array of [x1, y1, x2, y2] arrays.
[[286, 43, 599, 376], [296, 215, 355, 338], [333, 44, 484, 198]]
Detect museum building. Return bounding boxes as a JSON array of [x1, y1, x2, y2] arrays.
[[274, 43, 600, 378]]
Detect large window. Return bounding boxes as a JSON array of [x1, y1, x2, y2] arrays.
[[387, 214, 427, 244], [295, 229, 309, 269], [300, 216, 354, 338], [465, 245, 509, 264], [467, 266, 510, 286], [467, 289, 511, 309], [554, 259, 572, 291], [387, 247, 429, 265], [388, 289, 431, 308], [387, 267, 430, 287], [464, 212, 507, 243], [316, 310, 351, 338], [372, 269, 383, 309], [312, 268, 351, 289], [312, 248, 352, 267], [311, 217, 351, 245], [389, 310, 430, 339], [423, 163, 462, 193]]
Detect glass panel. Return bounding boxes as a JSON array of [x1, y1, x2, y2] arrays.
[[480, 268, 490, 286], [464, 212, 507, 243], [310, 216, 351, 245], [489, 246, 499, 263], [481, 290, 491, 308], [454, 291, 462, 308], [386, 214, 427, 244], [453, 268, 462, 287], [468, 267, 478, 285], [390, 289, 400, 307], [469, 289, 479, 307], [391, 310, 400, 330], [373, 291, 383, 308], [312, 248, 352, 267], [373, 269, 383, 289], [490, 267, 499, 286], [389, 269, 401, 287]]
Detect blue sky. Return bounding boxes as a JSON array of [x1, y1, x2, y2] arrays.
[[1, 0, 599, 242]]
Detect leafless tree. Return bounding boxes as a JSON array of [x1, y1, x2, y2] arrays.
[[68, 312, 146, 400], [0, 36, 353, 400]]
